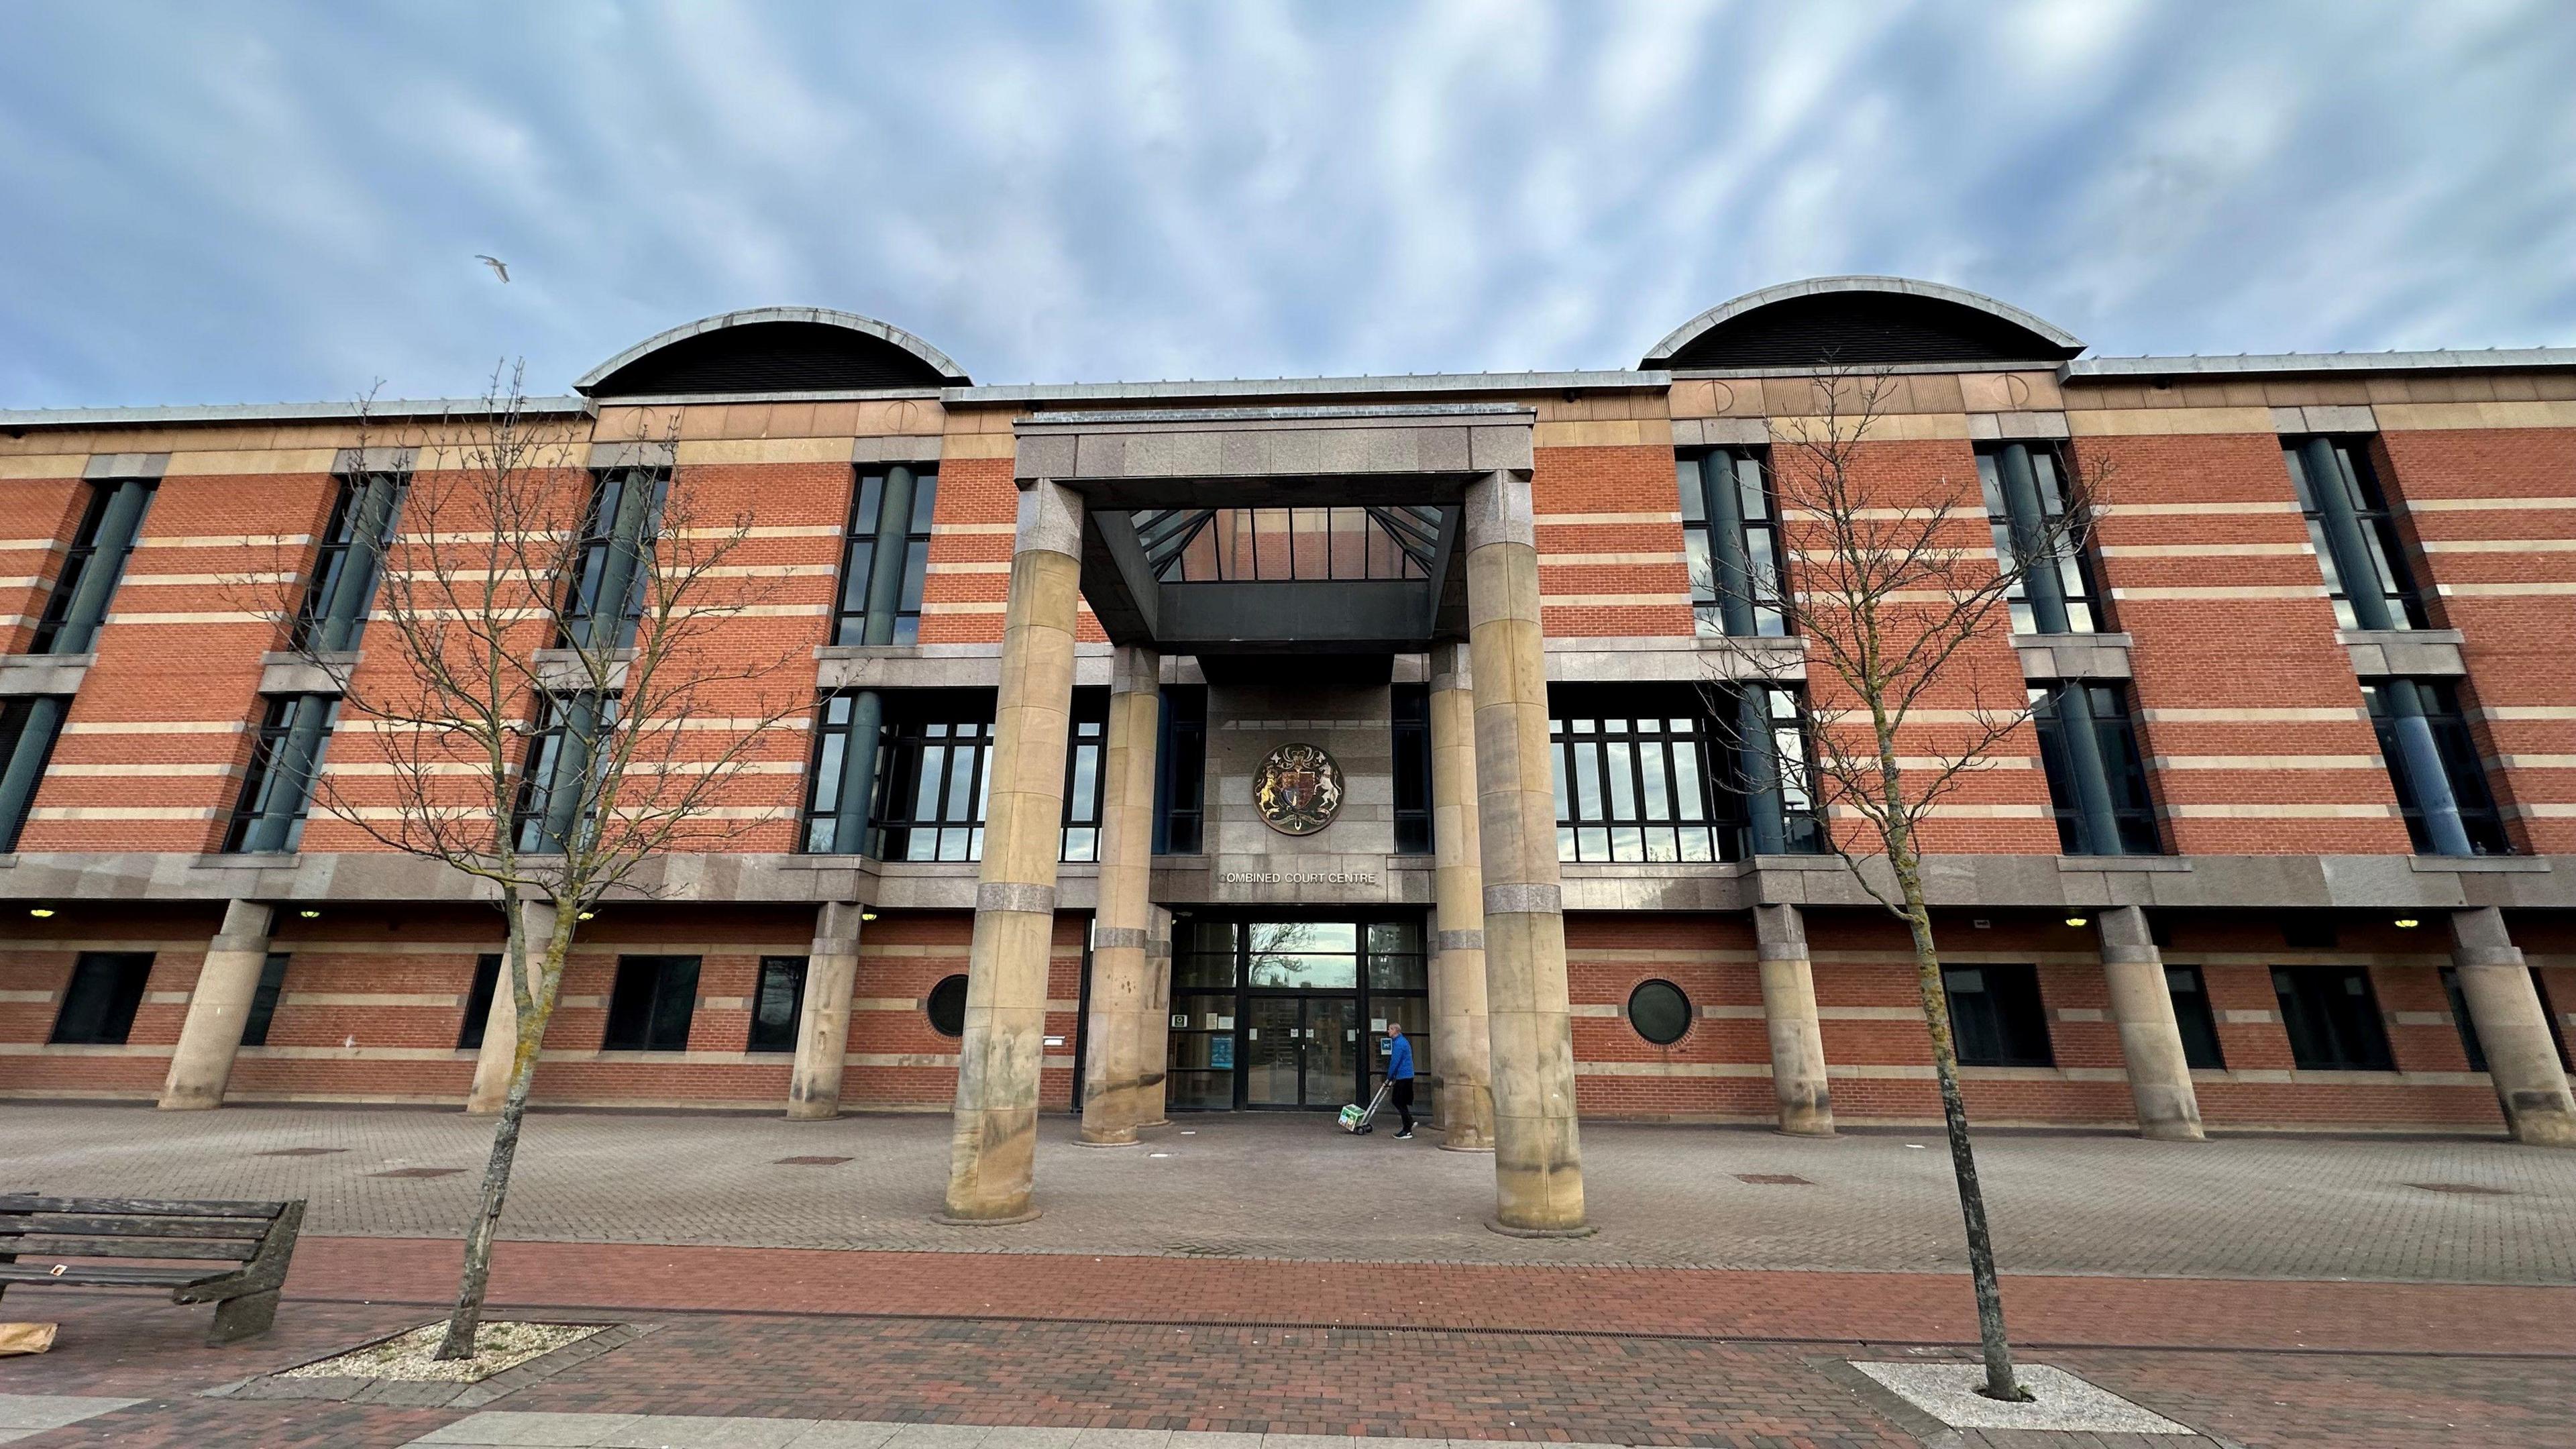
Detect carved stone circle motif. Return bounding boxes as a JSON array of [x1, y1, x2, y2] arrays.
[[1254, 743, 1345, 837]]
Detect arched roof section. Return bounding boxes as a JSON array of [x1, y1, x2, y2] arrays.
[[576, 307, 969, 396], [1642, 276, 2084, 370]]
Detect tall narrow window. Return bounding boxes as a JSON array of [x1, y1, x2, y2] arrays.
[[869, 693, 995, 862], [2272, 966, 2395, 1071], [747, 955, 807, 1053], [1059, 690, 1108, 862], [294, 469, 407, 652], [0, 696, 70, 852], [513, 693, 616, 853], [238, 953, 292, 1047], [2029, 682, 2161, 855], [834, 466, 938, 645], [559, 468, 669, 650], [458, 953, 503, 1049], [2165, 965, 2225, 1070], [2443, 965, 2572, 1073], [1977, 442, 2102, 634], [2285, 437, 2424, 631], [2362, 679, 2508, 857], [1678, 448, 1788, 637], [1735, 684, 1825, 855], [1391, 684, 1432, 854], [49, 951, 154, 1045], [225, 694, 339, 853], [1941, 963, 2055, 1067], [32, 477, 156, 654], [1155, 685, 1207, 855], [802, 691, 884, 855], [602, 954, 700, 1051]]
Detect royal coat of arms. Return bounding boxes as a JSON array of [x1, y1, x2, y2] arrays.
[[1254, 743, 1344, 836]]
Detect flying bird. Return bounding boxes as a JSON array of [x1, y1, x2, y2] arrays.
[[475, 255, 510, 283]]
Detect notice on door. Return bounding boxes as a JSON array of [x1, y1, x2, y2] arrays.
[[1210, 1036, 1234, 1069]]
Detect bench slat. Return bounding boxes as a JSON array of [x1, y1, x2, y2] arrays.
[[7, 1237, 260, 1261], [0, 1195, 286, 1219], [0, 1214, 270, 1240], [0, 1263, 224, 1287]]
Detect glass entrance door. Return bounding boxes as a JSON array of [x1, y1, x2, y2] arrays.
[[1242, 994, 1361, 1108]]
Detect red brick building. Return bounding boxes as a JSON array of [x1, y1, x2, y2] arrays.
[[3, 278, 2572, 1187]]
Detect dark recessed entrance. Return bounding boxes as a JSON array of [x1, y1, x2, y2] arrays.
[[1166, 914, 1428, 1112]]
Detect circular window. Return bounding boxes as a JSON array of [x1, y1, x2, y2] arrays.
[[1627, 979, 1692, 1046], [925, 974, 969, 1038]]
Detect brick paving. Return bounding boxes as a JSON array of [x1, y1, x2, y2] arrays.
[[10, 1106, 2575, 1281]]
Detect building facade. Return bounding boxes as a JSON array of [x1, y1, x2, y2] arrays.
[[5, 279, 2574, 1214]]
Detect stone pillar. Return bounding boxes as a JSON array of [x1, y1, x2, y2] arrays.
[[157, 900, 276, 1110], [1753, 903, 1833, 1136], [1080, 645, 1161, 1146], [941, 480, 1084, 1223], [2097, 905, 2204, 1141], [468, 899, 559, 1116], [1463, 468, 1590, 1235], [1427, 642, 1494, 1152], [2449, 906, 2576, 1147], [1138, 904, 1174, 1128], [788, 901, 865, 1120]]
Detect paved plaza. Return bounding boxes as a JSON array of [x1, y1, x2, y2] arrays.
[[9, 1105, 2576, 1281], [5, 1105, 2576, 1446]]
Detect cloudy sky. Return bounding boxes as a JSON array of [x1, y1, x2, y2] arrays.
[[4, 1, 2572, 409]]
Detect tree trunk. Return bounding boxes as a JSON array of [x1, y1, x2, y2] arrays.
[[1896, 863, 2025, 1402], [435, 898, 570, 1360]]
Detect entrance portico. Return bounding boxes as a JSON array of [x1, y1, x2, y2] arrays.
[[942, 403, 1589, 1234]]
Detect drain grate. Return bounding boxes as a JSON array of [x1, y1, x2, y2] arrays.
[[2408, 1181, 2513, 1196], [1167, 1243, 1246, 1257], [775, 1155, 853, 1167], [370, 1167, 465, 1179], [1737, 1173, 1815, 1186], [258, 1147, 347, 1158]]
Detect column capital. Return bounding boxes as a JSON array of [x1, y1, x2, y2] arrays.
[[1014, 478, 1084, 560], [1462, 469, 1535, 551]]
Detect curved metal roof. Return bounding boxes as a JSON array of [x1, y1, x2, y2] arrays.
[[574, 307, 969, 394], [1641, 276, 2084, 368]]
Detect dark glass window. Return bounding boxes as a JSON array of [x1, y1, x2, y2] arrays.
[[1059, 692, 1108, 863], [2362, 680, 2510, 856], [1678, 447, 1788, 637], [2272, 966, 2395, 1071], [748, 955, 807, 1053], [2443, 965, 2572, 1074], [458, 953, 503, 1049], [1155, 686, 1207, 855], [1627, 979, 1692, 1046], [0, 696, 71, 851], [224, 694, 340, 853], [32, 478, 155, 655], [512, 693, 616, 853], [1977, 443, 2103, 634], [50, 951, 154, 1045], [1942, 963, 2054, 1067], [2029, 682, 2161, 855], [2285, 437, 2426, 630], [1391, 685, 1432, 854], [803, 692, 875, 854], [1165, 919, 1237, 1110], [559, 468, 669, 649], [925, 973, 969, 1038], [1550, 685, 1819, 862], [833, 467, 938, 645], [238, 953, 292, 1048], [869, 694, 992, 863], [602, 954, 700, 1051], [292, 470, 407, 652], [2165, 965, 2224, 1070]]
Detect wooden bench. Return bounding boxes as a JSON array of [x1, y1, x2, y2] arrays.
[[0, 1194, 306, 1344]]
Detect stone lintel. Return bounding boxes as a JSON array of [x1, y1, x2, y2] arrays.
[[0, 653, 94, 697], [2341, 628, 2467, 678], [2015, 633, 2134, 682]]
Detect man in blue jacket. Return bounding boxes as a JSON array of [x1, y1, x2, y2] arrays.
[[1383, 1021, 1415, 1139]]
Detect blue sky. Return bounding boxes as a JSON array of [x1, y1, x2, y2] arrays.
[[4, 1, 2572, 408]]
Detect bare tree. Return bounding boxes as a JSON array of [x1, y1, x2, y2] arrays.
[[1698, 368, 2111, 1402], [258, 366, 808, 1360]]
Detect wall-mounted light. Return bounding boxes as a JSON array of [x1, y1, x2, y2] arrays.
[[2394, 917, 2420, 929], [576, 910, 596, 922], [2063, 916, 2090, 928], [299, 909, 321, 919], [28, 907, 54, 918], [859, 910, 879, 922]]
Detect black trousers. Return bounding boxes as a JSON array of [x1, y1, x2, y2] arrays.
[[1390, 1078, 1414, 1132]]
